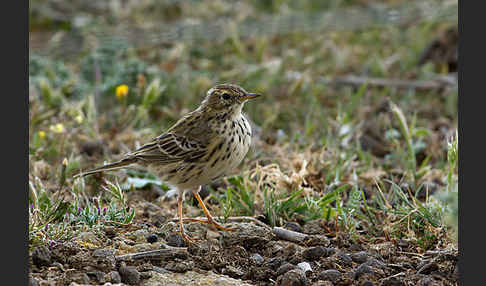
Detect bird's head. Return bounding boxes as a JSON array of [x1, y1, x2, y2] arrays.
[[200, 84, 261, 115]]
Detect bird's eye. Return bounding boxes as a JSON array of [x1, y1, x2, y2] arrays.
[[222, 93, 231, 100]]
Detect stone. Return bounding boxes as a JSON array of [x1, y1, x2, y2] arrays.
[[65, 272, 90, 284], [119, 264, 141, 285], [318, 269, 341, 282], [167, 233, 186, 247], [250, 253, 264, 265], [350, 251, 369, 263], [276, 269, 308, 286], [109, 271, 121, 283], [146, 234, 159, 243], [284, 222, 303, 233], [32, 246, 52, 267], [354, 264, 373, 280], [277, 263, 297, 276], [302, 247, 327, 261], [297, 262, 312, 273]]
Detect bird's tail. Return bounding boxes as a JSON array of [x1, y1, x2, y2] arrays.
[[74, 157, 137, 178]]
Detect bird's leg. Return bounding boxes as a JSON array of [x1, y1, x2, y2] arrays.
[[177, 191, 199, 244], [184, 186, 235, 232]]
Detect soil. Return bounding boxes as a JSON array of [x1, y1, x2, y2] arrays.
[[29, 191, 458, 286]]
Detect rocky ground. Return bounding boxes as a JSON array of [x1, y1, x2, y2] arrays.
[[29, 193, 458, 286]]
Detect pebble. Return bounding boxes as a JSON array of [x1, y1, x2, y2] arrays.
[[86, 271, 105, 283], [288, 257, 302, 265], [167, 233, 186, 247], [146, 234, 158, 243], [91, 248, 116, 270], [350, 251, 369, 263], [32, 246, 52, 267], [150, 213, 167, 227], [349, 244, 363, 251], [103, 226, 116, 238], [362, 281, 374, 286], [66, 272, 90, 284], [119, 264, 141, 285], [326, 247, 337, 256], [223, 265, 245, 277], [109, 271, 121, 283], [397, 240, 409, 248], [131, 229, 150, 243], [302, 246, 328, 261], [276, 269, 308, 286], [318, 269, 341, 282], [263, 257, 285, 271], [381, 276, 406, 286], [297, 262, 312, 273], [365, 258, 385, 269], [336, 252, 353, 266], [284, 222, 303, 233], [354, 264, 373, 279], [250, 253, 264, 265], [277, 263, 297, 276]]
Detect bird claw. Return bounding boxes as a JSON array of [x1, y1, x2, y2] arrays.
[[179, 230, 200, 245]]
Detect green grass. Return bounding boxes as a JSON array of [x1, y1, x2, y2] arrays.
[[29, 0, 457, 250]]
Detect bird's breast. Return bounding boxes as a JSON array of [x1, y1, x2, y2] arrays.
[[154, 114, 252, 189], [205, 114, 252, 179]]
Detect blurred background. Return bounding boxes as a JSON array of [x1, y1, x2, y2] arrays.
[[29, 0, 458, 282]]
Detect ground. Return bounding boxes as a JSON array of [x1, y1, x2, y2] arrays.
[[29, 0, 458, 285]]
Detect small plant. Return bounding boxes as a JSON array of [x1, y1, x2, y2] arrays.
[[375, 179, 443, 247], [215, 176, 256, 219], [135, 78, 166, 125], [29, 176, 135, 247], [263, 188, 323, 227], [389, 102, 431, 187], [435, 131, 458, 241]]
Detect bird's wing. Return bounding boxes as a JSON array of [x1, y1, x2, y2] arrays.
[[127, 110, 215, 164], [127, 132, 208, 164]]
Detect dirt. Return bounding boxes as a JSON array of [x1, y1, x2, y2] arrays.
[[29, 207, 458, 286]]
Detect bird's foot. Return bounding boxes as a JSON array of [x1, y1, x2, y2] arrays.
[[178, 228, 200, 245]]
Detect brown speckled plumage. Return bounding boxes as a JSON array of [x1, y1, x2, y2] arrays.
[[76, 83, 261, 243]]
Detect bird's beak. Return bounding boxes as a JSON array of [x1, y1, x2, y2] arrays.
[[242, 93, 262, 100]]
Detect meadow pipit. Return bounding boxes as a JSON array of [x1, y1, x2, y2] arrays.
[[76, 84, 261, 243]]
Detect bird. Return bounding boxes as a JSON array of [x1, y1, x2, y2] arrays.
[[75, 83, 261, 243]]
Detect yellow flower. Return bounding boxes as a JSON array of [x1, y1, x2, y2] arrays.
[[75, 114, 83, 124], [49, 123, 65, 134], [38, 131, 46, 139], [116, 84, 129, 100]]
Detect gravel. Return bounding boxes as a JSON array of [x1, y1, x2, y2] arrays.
[[318, 269, 341, 282], [146, 234, 159, 243], [166, 233, 186, 247], [32, 246, 52, 267], [276, 268, 308, 286], [302, 246, 328, 261], [119, 264, 141, 285]]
